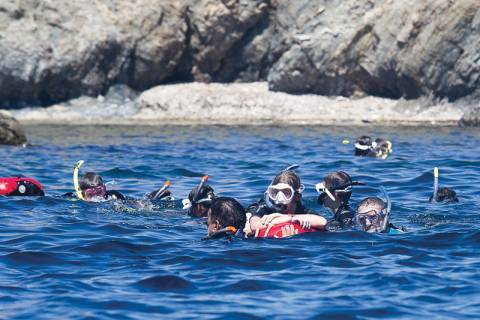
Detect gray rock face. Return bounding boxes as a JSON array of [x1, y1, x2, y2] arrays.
[[0, 112, 27, 145], [267, 0, 480, 101], [0, 0, 268, 107], [0, 0, 478, 107], [0, 0, 187, 107]]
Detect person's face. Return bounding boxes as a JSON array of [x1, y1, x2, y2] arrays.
[[284, 194, 299, 214], [82, 184, 107, 201], [321, 191, 343, 212]]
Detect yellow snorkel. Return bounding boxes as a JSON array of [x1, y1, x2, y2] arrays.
[[73, 160, 85, 200]]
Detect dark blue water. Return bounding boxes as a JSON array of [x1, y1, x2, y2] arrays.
[[1, 125, 480, 319]]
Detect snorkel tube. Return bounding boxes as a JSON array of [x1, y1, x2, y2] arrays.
[[380, 186, 392, 233], [150, 180, 171, 200], [430, 167, 439, 203], [73, 160, 85, 200]]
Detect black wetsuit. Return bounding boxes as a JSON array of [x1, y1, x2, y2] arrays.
[[326, 204, 355, 231], [63, 190, 126, 201], [247, 199, 316, 217]]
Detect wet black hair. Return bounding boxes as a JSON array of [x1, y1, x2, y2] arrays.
[[357, 197, 385, 214], [209, 197, 246, 230], [321, 171, 353, 204], [188, 184, 215, 207], [80, 172, 104, 190], [272, 170, 301, 192], [355, 136, 373, 156], [434, 187, 459, 202]]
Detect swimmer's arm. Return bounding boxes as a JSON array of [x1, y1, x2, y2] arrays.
[[257, 213, 327, 230], [292, 214, 327, 230]]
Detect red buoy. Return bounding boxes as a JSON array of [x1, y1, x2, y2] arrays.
[[256, 221, 317, 238], [0, 177, 45, 196]]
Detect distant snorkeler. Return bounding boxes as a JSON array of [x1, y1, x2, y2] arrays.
[[68, 160, 172, 202], [429, 167, 458, 203], [182, 175, 216, 218], [316, 171, 364, 231], [244, 165, 327, 238], [355, 189, 406, 234], [354, 136, 392, 159]]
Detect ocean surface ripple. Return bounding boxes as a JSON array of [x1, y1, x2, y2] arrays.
[[1, 125, 479, 319]]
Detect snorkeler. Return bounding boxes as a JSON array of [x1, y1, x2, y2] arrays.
[[69, 160, 171, 202], [204, 196, 246, 239], [205, 196, 325, 240], [0, 176, 45, 196], [355, 191, 406, 234], [182, 175, 216, 218], [244, 165, 327, 237], [429, 167, 458, 203], [316, 171, 364, 231], [354, 136, 392, 159]]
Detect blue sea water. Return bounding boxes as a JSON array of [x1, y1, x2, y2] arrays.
[[1, 125, 479, 319]]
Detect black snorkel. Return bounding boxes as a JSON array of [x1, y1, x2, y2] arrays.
[[149, 180, 171, 200], [193, 175, 209, 204], [202, 226, 238, 240]]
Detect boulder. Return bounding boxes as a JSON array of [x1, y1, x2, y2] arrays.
[[0, 112, 27, 145]]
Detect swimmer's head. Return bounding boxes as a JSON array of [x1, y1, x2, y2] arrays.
[[355, 197, 389, 233], [207, 197, 246, 237], [355, 136, 373, 156], [431, 187, 459, 203], [80, 172, 107, 200], [316, 171, 356, 211], [187, 184, 215, 218], [374, 138, 393, 159], [265, 169, 304, 214]]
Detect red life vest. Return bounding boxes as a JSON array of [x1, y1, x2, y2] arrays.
[[0, 177, 45, 196], [256, 221, 317, 238]]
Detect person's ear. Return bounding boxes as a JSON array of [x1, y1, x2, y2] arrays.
[[212, 220, 220, 232]]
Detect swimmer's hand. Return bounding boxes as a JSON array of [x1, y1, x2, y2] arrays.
[[279, 224, 299, 238], [260, 213, 292, 226], [291, 216, 311, 229]]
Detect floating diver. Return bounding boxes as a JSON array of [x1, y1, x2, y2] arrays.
[[0, 176, 45, 196], [68, 160, 172, 202], [182, 175, 216, 218], [316, 171, 364, 231], [205, 196, 325, 240], [244, 165, 327, 238], [354, 136, 393, 159], [355, 187, 406, 234], [429, 167, 458, 203]]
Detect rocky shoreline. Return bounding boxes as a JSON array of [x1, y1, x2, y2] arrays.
[[5, 82, 477, 127], [0, 0, 479, 143]]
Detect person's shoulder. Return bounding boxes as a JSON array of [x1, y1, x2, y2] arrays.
[[247, 199, 271, 217], [61, 192, 77, 199], [107, 190, 126, 200]]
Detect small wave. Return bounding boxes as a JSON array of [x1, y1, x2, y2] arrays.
[[135, 275, 194, 292]]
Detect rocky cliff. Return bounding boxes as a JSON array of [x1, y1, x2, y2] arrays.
[[0, 0, 478, 108]]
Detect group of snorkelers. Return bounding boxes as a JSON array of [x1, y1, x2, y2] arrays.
[[0, 136, 459, 240]]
